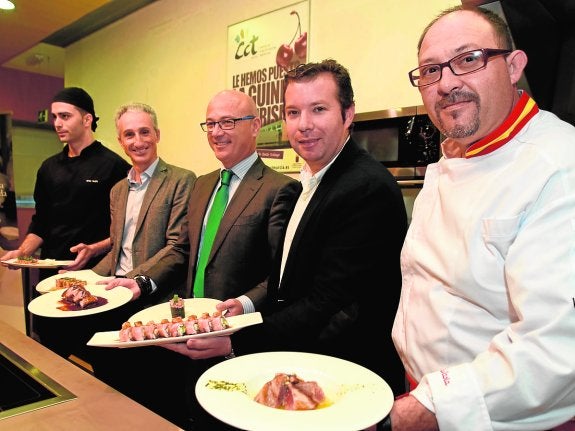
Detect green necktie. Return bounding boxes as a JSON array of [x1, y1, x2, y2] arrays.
[[193, 169, 232, 298]]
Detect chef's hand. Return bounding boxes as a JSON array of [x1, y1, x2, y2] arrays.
[[0, 249, 24, 269], [364, 395, 439, 431], [1, 234, 42, 269], [96, 277, 140, 301], [216, 298, 243, 316], [65, 238, 112, 271], [162, 335, 232, 360]]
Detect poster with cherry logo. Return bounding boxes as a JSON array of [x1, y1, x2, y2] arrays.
[[227, 1, 308, 173]]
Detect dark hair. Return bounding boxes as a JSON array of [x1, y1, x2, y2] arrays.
[[283, 59, 355, 125], [417, 5, 514, 53], [52, 87, 99, 131]]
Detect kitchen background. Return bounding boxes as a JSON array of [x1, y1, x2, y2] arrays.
[[1, 0, 459, 174], [0, 0, 573, 234]]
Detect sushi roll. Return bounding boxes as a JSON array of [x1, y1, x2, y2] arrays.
[[170, 294, 185, 319], [169, 317, 185, 337], [119, 322, 133, 342], [210, 311, 227, 331], [143, 321, 158, 339], [185, 315, 199, 335], [156, 318, 171, 338], [131, 321, 146, 341], [197, 312, 212, 333]]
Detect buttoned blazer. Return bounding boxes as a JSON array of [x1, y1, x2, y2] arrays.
[[234, 139, 409, 394], [92, 158, 196, 294], [146, 157, 295, 305]]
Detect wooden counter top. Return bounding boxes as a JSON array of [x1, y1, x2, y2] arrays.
[[0, 320, 183, 431]]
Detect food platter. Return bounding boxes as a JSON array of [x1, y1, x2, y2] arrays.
[[28, 284, 132, 318], [195, 351, 393, 431], [1, 258, 74, 269], [87, 312, 263, 348], [129, 297, 222, 323], [36, 269, 115, 294]]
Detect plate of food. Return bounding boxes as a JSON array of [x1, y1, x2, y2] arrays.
[[1, 257, 74, 268], [28, 283, 132, 318], [36, 269, 115, 294], [87, 311, 263, 348], [195, 351, 393, 431]]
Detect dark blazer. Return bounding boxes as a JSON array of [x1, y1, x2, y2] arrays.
[[92, 158, 196, 301], [146, 156, 296, 305], [235, 139, 409, 395]]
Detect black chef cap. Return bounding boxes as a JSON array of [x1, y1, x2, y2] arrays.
[[52, 87, 99, 131]]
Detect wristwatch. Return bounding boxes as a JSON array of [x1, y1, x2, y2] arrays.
[[224, 347, 236, 360], [376, 415, 392, 431], [133, 274, 153, 296]]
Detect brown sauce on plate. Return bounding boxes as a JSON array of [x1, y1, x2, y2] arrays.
[[57, 296, 108, 311]]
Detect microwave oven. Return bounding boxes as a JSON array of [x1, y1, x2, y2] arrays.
[[352, 106, 441, 186]]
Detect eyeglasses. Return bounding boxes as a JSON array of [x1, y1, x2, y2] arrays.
[[408, 48, 512, 87], [199, 115, 255, 132]]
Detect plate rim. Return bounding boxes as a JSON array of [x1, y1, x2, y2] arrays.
[[27, 284, 132, 318], [195, 350, 394, 431]]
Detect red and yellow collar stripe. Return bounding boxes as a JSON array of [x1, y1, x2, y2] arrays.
[[465, 92, 539, 158]]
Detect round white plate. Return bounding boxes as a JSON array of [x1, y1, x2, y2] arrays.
[[28, 284, 132, 318], [36, 269, 115, 294], [196, 351, 394, 431], [128, 297, 221, 323], [1, 258, 74, 268]]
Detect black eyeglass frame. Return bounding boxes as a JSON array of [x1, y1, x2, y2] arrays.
[[408, 48, 512, 87], [199, 115, 256, 132]]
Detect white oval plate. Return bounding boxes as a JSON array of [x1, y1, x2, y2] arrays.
[[196, 351, 394, 431], [28, 284, 132, 318], [36, 269, 115, 294]]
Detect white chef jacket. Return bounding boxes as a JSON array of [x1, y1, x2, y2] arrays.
[[392, 108, 575, 431]]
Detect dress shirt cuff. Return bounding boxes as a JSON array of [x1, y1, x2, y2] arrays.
[[149, 278, 158, 294], [237, 295, 255, 314]]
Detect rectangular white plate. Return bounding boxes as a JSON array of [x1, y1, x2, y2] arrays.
[[87, 312, 263, 348]]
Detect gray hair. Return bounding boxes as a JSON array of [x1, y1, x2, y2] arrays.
[[114, 102, 159, 133]]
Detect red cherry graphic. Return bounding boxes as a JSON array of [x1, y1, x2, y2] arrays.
[[275, 10, 305, 71], [294, 31, 307, 62], [276, 43, 294, 70]]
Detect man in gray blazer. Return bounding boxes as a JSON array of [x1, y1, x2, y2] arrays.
[[99, 91, 295, 429], [45, 102, 195, 363]]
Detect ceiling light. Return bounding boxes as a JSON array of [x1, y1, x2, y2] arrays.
[[0, 0, 15, 11]]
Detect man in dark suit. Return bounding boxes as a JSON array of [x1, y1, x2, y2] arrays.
[[101, 90, 295, 429], [165, 59, 409, 402]]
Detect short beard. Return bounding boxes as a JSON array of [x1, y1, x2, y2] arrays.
[[436, 91, 480, 139]]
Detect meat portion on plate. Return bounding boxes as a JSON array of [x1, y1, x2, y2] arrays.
[[61, 284, 98, 309], [254, 373, 326, 410]]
